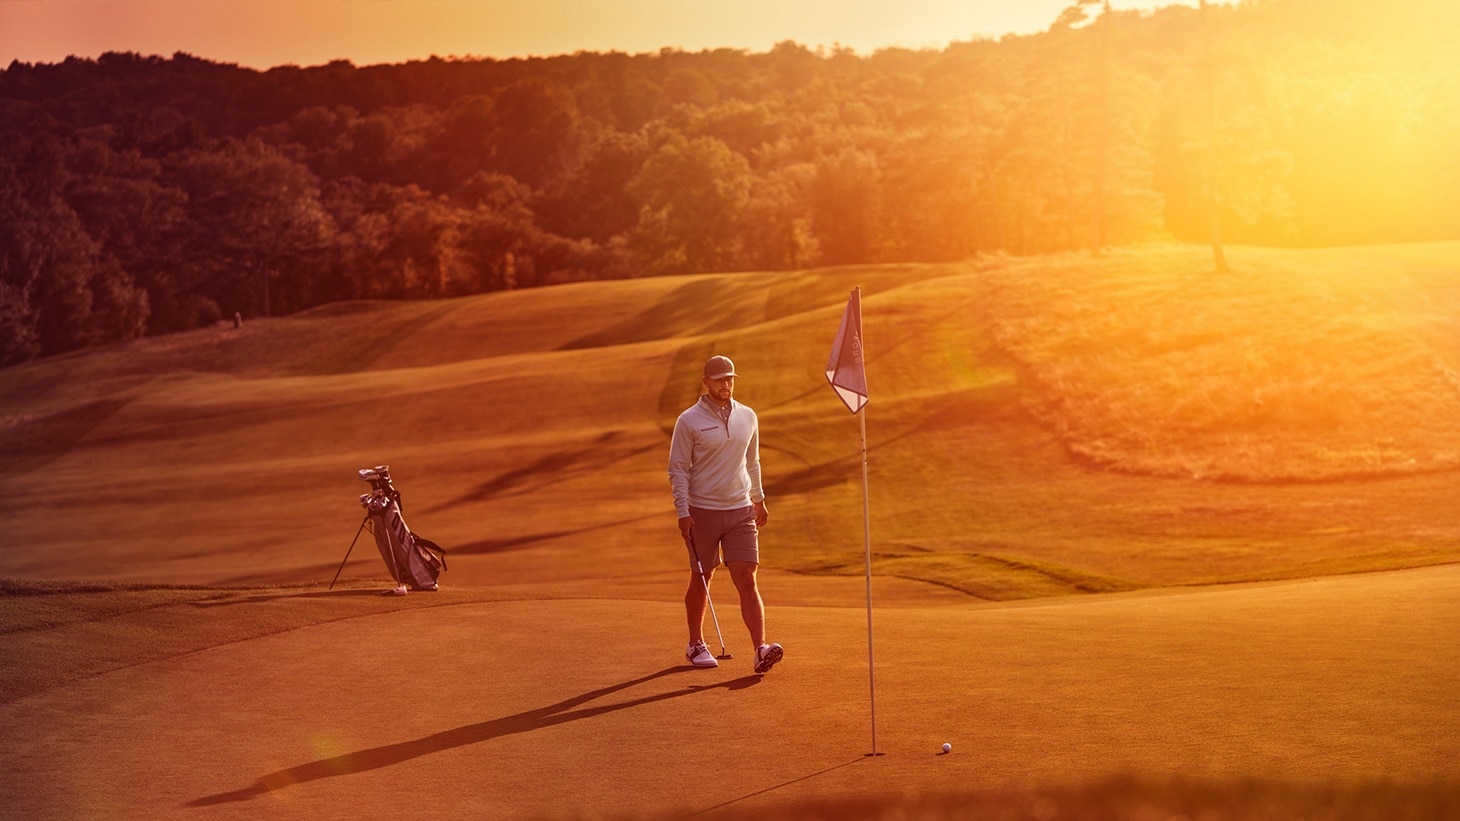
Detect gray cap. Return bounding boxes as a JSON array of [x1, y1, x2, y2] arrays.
[[703, 355, 737, 379]]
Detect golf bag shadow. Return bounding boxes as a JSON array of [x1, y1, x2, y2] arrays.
[[359, 466, 446, 592]]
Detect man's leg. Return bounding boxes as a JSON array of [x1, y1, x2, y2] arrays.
[[726, 560, 765, 647], [685, 566, 713, 644]]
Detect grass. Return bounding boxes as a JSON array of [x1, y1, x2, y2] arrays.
[[693, 776, 1460, 820], [4, 242, 1459, 820], [984, 245, 1460, 481], [788, 550, 1138, 600], [0, 243, 1457, 601], [0, 577, 519, 705], [5, 569, 1455, 819]]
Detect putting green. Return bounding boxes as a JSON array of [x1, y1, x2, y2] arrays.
[[1, 565, 1454, 819]]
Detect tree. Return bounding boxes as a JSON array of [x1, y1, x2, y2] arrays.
[[62, 137, 187, 332], [742, 163, 818, 270], [167, 138, 333, 317], [1153, 3, 1293, 258], [379, 187, 462, 298], [1200, 0, 1230, 272], [627, 135, 752, 274], [536, 128, 649, 244], [0, 141, 148, 360], [454, 172, 533, 291], [808, 147, 881, 265]]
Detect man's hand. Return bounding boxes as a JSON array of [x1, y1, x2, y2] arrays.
[[678, 516, 694, 540], [753, 499, 769, 527]]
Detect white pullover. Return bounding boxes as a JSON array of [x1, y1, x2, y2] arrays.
[[668, 395, 764, 518]]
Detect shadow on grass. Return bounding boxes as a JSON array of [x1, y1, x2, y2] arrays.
[[184, 588, 415, 608], [690, 756, 868, 817], [425, 433, 661, 513], [0, 396, 134, 476], [188, 666, 760, 807], [448, 512, 665, 555]]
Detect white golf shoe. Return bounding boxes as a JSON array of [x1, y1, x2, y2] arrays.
[[754, 642, 783, 674], [686, 640, 718, 668]]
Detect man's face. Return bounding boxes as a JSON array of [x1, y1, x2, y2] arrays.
[[703, 375, 735, 404]]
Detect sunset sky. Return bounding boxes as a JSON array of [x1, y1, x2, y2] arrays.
[[1, 0, 1209, 70]]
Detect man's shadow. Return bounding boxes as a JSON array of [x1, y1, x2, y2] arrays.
[[189, 666, 759, 806]]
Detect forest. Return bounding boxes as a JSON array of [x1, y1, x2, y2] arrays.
[[1, 0, 1456, 364]]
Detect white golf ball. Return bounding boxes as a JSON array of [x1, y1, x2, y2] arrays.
[[941, 742, 951, 753]]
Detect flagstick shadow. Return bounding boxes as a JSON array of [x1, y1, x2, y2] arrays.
[[689, 756, 867, 817], [188, 666, 760, 807]]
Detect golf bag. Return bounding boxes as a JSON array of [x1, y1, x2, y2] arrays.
[[358, 466, 446, 591]]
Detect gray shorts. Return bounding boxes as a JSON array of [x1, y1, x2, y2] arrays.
[[687, 505, 759, 570]]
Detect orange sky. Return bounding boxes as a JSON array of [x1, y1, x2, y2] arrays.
[[0, 0, 1207, 70]]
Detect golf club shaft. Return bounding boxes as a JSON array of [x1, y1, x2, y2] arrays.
[[685, 535, 729, 657]]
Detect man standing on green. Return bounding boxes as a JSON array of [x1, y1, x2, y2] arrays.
[[668, 355, 783, 674]]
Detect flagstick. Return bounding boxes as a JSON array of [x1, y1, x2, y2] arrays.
[[860, 406, 878, 757], [826, 284, 878, 757]]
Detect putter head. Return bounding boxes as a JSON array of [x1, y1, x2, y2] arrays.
[[717, 653, 733, 660]]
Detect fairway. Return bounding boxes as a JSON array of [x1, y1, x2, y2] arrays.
[[2, 244, 1459, 818]]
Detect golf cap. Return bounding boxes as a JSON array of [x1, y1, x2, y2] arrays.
[[703, 355, 737, 379]]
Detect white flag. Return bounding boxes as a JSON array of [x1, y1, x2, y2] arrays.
[[825, 287, 868, 414]]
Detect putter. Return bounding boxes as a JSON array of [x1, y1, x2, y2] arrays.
[[684, 534, 732, 659]]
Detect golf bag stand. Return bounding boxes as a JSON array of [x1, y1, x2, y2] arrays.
[[330, 465, 447, 594]]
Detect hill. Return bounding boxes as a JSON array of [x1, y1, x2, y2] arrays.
[[2, 243, 1457, 599]]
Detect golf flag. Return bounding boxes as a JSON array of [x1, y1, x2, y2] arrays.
[[826, 285, 880, 756], [825, 287, 868, 414]]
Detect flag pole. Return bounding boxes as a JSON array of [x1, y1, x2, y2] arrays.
[[824, 284, 877, 757], [860, 403, 878, 757]]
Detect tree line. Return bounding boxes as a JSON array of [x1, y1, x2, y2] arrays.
[[1, 0, 1455, 364]]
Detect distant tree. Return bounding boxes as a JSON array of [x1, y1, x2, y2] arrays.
[[766, 41, 821, 92], [0, 162, 43, 364], [1153, 2, 1293, 258], [61, 137, 189, 332], [166, 138, 333, 317], [741, 162, 818, 270], [488, 79, 584, 189], [3, 15, 1458, 363], [380, 188, 462, 298], [454, 172, 534, 291], [808, 147, 881, 265], [1091, 0, 1113, 251], [0, 279, 39, 366], [536, 128, 649, 244], [1199, 0, 1230, 272], [1008, 0, 1165, 255], [0, 140, 149, 360], [627, 135, 752, 274]]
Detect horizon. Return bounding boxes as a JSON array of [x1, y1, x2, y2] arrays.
[[0, 0, 1208, 71]]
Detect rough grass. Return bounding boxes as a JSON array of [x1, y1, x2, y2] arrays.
[[984, 245, 1460, 481]]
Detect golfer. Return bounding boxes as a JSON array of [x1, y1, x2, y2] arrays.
[[668, 355, 783, 674]]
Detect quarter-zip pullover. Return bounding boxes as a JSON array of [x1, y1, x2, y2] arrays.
[[668, 395, 764, 518]]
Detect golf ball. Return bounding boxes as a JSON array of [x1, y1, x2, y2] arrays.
[[941, 743, 951, 753]]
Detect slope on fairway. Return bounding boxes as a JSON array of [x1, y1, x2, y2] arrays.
[[0, 566, 1454, 820], [1, 244, 1458, 600]]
